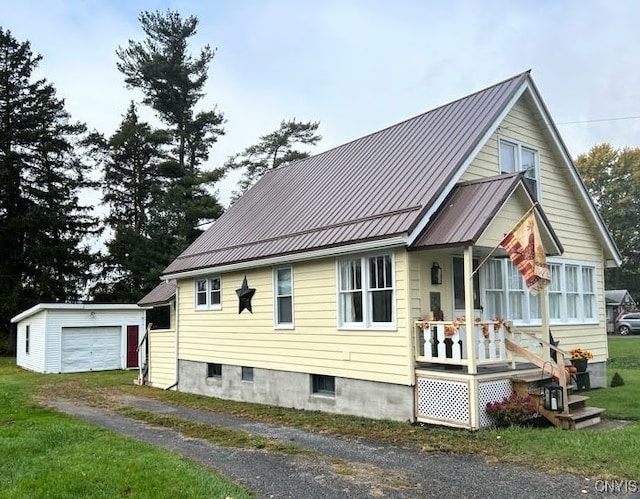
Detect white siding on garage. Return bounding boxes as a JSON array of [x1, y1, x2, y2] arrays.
[[15, 311, 47, 373], [12, 304, 148, 374], [61, 326, 122, 373], [45, 308, 146, 373]]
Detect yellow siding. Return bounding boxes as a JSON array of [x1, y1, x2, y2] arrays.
[[461, 95, 608, 360], [148, 329, 176, 389], [177, 248, 413, 385]]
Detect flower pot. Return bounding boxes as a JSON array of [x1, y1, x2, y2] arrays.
[[571, 359, 588, 372]]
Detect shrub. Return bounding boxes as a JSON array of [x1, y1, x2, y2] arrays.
[[611, 372, 625, 387], [486, 393, 538, 426]]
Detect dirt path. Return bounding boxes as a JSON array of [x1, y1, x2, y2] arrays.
[[45, 396, 605, 499]]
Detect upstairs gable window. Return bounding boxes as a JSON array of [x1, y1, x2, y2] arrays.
[[499, 139, 540, 199]]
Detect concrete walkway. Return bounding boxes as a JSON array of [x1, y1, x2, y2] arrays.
[[45, 396, 610, 499]]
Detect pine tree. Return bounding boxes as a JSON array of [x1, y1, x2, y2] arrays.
[[116, 10, 225, 247], [0, 29, 96, 347], [87, 102, 169, 301], [226, 119, 321, 202]]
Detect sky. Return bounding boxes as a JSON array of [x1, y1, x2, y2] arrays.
[[3, 0, 640, 208]]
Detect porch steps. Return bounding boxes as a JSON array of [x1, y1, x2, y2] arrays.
[[512, 370, 605, 430]]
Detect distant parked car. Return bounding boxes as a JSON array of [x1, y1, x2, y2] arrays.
[[615, 312, 640, 335]]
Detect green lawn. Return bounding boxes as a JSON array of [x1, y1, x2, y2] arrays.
[[586, 337, 640, 420], [0, 361, 252, 499], [3, 336, 639, 488]]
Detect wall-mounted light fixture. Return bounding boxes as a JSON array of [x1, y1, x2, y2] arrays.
[[431, 262, 442, 285]]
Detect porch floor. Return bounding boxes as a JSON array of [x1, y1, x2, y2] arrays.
[[416, 361, 539, 376]]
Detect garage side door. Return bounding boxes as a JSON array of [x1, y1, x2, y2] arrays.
[[61, 326, 122, 373]]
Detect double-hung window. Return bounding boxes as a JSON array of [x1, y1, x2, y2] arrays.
[[338, 253, 395, 328], [274, 267, 293, 327], [482, 258, 596, 324], [195, 276, 221, 310], [499, 139, 540, 199]]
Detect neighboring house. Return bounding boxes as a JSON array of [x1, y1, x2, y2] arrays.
[[140, 71, 620, 430], [605, 289, 637, 333], [11, 304, 147, 374]]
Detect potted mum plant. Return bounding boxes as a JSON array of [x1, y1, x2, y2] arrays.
[[569, 348, 593, 372]]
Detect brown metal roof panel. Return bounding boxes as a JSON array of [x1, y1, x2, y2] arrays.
[[138, 280, 176, 307], [412, 174, 523, 248], [166, 72, 530, 275]]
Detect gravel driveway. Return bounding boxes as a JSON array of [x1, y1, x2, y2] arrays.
[[45, 396, 611, 499]]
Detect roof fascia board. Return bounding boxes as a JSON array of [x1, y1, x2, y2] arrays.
[[522, 80, 622, 266], [163, 236, 407, 280], [11, 303, 149, 323], [407, 83, 529, 246]]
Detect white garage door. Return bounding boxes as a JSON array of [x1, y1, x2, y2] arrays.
[[61, 326, 122, 373]]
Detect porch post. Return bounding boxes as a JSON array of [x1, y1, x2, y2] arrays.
[[540, 286, 551, 362], [464, 246, 478, 374]]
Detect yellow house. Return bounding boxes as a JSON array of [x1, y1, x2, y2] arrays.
[[139, 71, 620, 430]]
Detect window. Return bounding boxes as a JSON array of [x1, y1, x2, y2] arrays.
[[499, 139, 539, 198], [338, 253, 395, 328], [274, 267, 293, 327], [195, 276, 221, 309], [482, 259, 596, 324], [25, 325, 30, 354], [312, 374, 335, 395], [582, 267, 596, 320], [241, 366, 254, 382], [207, 363, 222, 378]]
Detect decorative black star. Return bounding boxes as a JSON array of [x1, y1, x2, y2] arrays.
[[235, 275, 256, 314]]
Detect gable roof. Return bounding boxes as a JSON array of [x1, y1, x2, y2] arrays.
[[164, 72, 530, 277], [163, 71, 621, 278], [605, 289, 636, 306], [412, 173, 563, 254]]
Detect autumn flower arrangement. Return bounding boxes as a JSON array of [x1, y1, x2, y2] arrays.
[[444, 317, 465, 337], [485, 393, 538, 426], [569, 348, 594, 361]]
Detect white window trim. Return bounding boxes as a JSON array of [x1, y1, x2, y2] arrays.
[[480, 258, 598, 325], [548, 258, 598, 325], [498, 137, 541, 200], [194, 276, 222, 311], [336, 252, 397, 331], [273, 266, 294, 329]]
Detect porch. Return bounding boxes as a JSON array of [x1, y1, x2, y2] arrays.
[[412, 319, 603, 430]]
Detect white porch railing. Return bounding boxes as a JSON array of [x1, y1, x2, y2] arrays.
[[414, 319, 545, 367]]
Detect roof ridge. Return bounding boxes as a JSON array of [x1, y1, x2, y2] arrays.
[[267, 71, 532, 177]]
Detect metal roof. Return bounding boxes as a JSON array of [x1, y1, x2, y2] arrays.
[[164, 72, 530, 276], [412, 173, 564, 254], [137, 281, 176, 307], [411, 174, 524, 249]]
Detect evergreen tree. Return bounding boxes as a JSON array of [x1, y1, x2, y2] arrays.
[[116, 10, 225, 246], [226, 119, 321, 201], [0, 29, 95, 348], [87, 103, 168, 302]]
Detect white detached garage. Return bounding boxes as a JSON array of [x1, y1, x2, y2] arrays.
[[11, 304, 148, 374]]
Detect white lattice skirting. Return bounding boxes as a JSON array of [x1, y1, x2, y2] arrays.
[[417, 378, 470, 425], [416, 376, 513, 428], [477, 379, 512, 427]]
